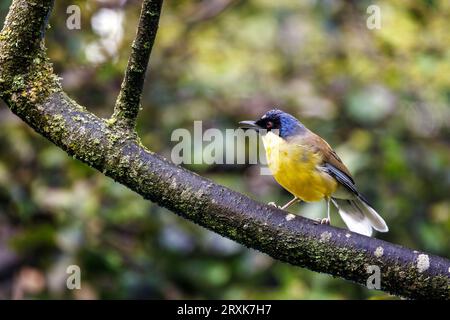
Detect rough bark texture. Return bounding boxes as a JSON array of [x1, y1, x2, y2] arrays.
[[0, 0, 449, 300], [112, 0, 163, 131]]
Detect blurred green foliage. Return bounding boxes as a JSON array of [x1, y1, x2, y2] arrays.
[[0, 0, 449, 299]]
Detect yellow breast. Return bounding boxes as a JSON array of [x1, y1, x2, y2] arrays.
[[261, 132, 337, 202]]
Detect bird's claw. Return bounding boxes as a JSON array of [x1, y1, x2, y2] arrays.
[[268, 202, 281, 209], [320, 218, 330, 225]]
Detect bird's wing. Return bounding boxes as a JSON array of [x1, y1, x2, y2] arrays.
[[307, 131, 359, 194], [308, 132, 353, 178], [323, 162, 358, 195]]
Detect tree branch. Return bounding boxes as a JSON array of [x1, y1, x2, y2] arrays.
[[0, 0, 449, 299], [111, 0, 163, 131], [0, 0, 59, 99]]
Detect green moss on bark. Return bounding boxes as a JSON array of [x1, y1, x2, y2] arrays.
[[0, 0, 59, 104], [111, 0, 163, 131]]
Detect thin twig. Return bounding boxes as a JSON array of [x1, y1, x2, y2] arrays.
[[112, 0, 163, 131]]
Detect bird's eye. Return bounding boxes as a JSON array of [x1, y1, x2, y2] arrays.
[[266, 121, 273, 129]]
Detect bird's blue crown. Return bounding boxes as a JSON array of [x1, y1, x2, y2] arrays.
[[259, 109, 305, 138]]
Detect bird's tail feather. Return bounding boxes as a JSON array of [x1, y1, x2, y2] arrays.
[[331, 197, 388, 237]]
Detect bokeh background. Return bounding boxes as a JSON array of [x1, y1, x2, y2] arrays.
[[0, 0, 449, 299]]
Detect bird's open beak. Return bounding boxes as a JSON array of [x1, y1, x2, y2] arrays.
[[238, 120, 259, 129]]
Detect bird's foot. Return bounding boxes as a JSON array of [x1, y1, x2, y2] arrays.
[[267, 202, 282, 209], [320, 218, 330, 225]]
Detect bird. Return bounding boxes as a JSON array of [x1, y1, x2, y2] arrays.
[[239, 109, 388, 237]]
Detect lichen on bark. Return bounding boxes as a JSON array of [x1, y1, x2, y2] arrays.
[[0, 0, 60, 106], [111, 0, 163, 131]]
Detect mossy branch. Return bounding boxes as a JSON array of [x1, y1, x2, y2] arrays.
[[0, 0, 449, 300], [111, 0, 163, 131]]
